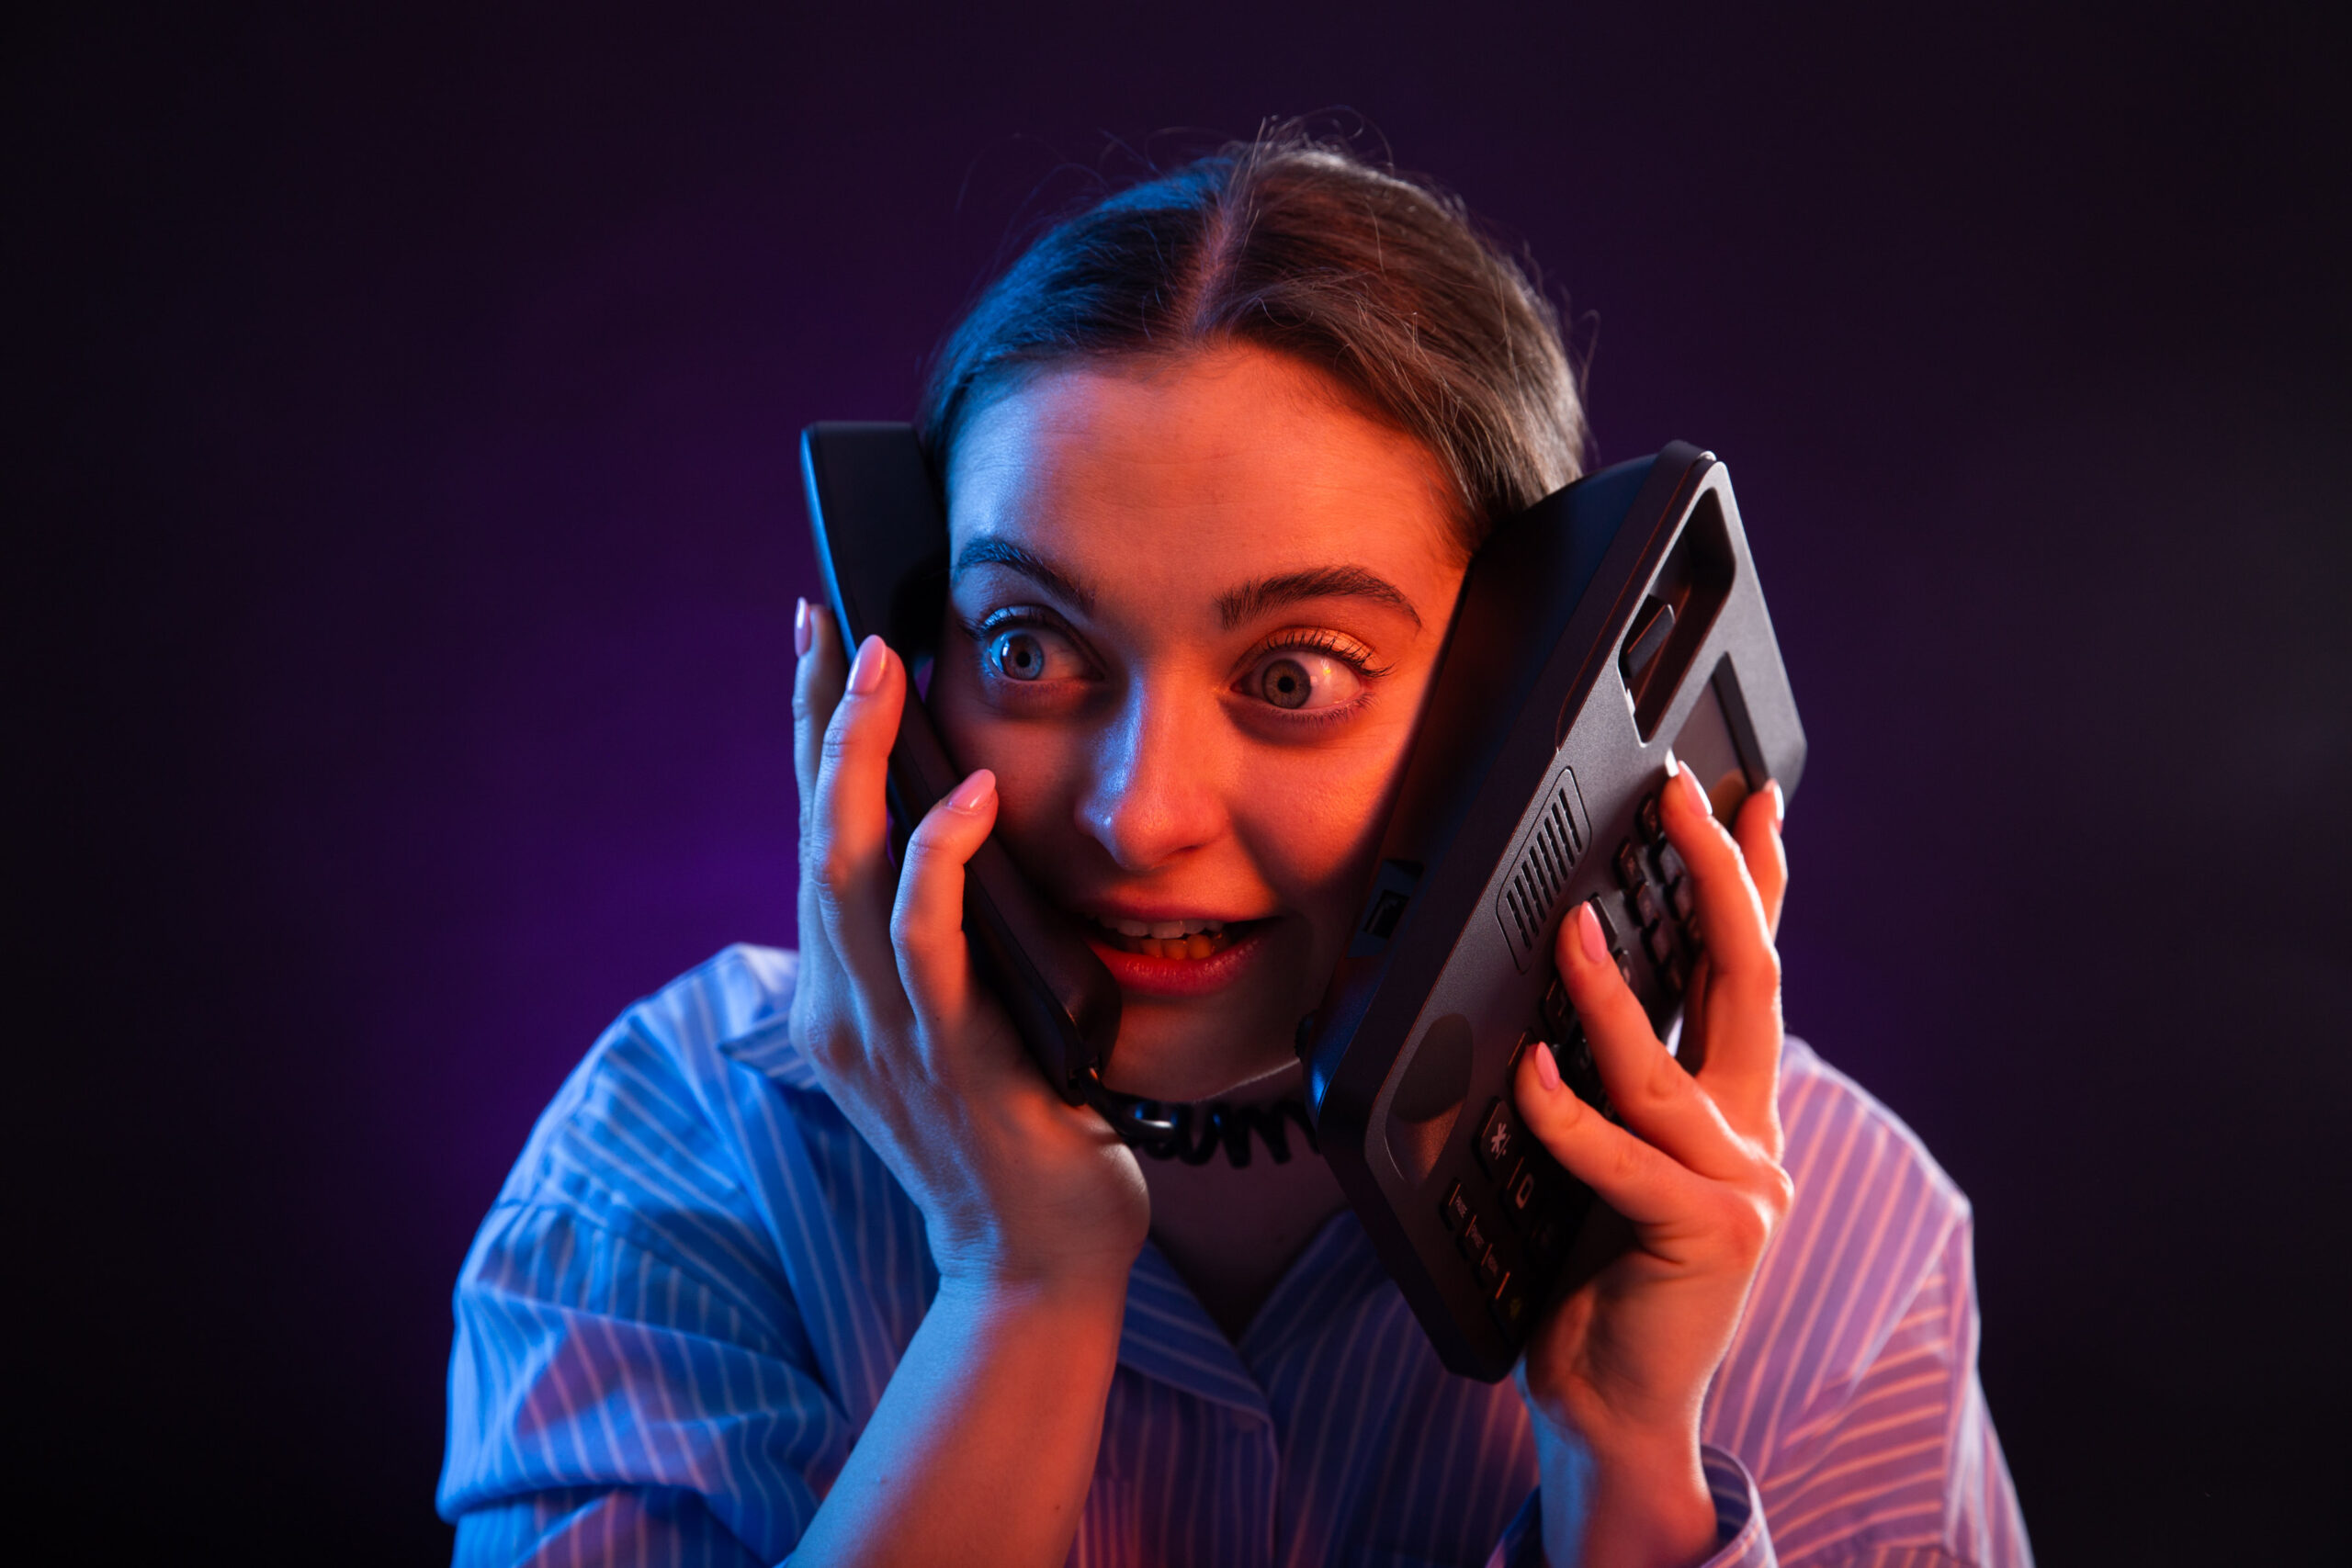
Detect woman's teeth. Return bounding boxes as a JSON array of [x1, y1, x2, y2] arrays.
[[1091, 916, 1233, 959]]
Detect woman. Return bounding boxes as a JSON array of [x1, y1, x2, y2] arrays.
[[438, 133, 2030, 1567]]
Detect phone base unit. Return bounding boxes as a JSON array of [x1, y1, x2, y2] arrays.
[[1300, 443, 1806, 1382]]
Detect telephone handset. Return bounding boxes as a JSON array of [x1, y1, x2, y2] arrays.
[[799, 423, 1167, 1137], [798, 423, 1805, 1382]]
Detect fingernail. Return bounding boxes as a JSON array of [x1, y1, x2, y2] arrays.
[[1576, 900, 1608, 964], [1767, 780, 1786, 829], [1679, 759, 1712, 817], [1663, 748, 1680, 779], [794, 597, 811, 659], [1532, 1040, 1562, 1094], [847, 636, 886, 694], [947, 769, 996, 814]]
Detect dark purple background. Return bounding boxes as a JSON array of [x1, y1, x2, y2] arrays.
[[15, 3, 2346, 1562]]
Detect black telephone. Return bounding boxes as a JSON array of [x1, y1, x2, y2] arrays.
[[799, 423, 1804, 1382]]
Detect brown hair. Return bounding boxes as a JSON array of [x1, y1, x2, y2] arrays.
[[917, 130, 1588, 552]]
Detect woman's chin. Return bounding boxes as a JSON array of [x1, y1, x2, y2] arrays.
[[1098, 1029, 1298, 1106], [1077, 913, 1332, 1104]]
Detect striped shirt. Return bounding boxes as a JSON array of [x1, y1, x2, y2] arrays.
[[438, 944, 2030, 1566]]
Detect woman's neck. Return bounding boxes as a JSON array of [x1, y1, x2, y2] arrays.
[[1139, 1092, 1349, 1342]]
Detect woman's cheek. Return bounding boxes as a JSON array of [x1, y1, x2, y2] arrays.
[[1240, 756, 1397, 963], [932, 672, 1070, 844]]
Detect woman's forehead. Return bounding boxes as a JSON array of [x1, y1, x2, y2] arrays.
[[945, 347, 1464, 604]]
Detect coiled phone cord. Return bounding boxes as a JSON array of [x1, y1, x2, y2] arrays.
[[1079, 1071, 1320, 1168]]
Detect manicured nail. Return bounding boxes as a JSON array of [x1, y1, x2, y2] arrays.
[[794, 597, 811, 659], [1679, 759, 1712, 817], [847, 636, 886, 694], [1767, 779, 1786, 830], [1532, 1040, 1562, 1093], [947, 769, 996, 814], [1663, 748, 1680, 779], [1576, 900, 1608, 964]]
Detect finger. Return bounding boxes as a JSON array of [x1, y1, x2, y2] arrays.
[[799, 602, 855, 982], [1679, 951, 1711, 1068], [1660, 758, 1782, 1096], [791, 600, 852, 997], [1514, 1037, 1712, 1229], [808, 633, 915, 1016], [793, 599, 850, 838], [890, 769, 998, 1031], [1733, 780, 1788, 938], [1554, 900, 1753, 1182]]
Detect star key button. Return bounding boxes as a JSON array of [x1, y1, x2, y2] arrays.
[[1476, 1100, 1521, 1178]]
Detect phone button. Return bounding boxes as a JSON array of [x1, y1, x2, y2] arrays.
[[1442, 1182, 1472, 1234], [1459, 1212, 1492, 1264], [1476, 1100, 1522, 1177], [1589, 896, 1624, 953], [1488, 1271, 1532, 1336], [1476, 1244, 1506, 1295], [1501, 1160, 1543, 1231]]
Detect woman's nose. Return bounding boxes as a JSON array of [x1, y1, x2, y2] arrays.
[[1076, 688, 1227, 873]]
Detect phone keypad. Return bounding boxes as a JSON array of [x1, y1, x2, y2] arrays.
[[1434, 785, 1713, 1350]]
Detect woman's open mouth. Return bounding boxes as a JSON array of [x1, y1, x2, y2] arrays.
[[1085, 915, 1243, 960], [1077, 913, 1274, 998]]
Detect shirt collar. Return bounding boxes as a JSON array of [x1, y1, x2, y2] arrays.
[[717, 1017, 824, 1091], [719, 1012, 1402, 1421], [1121, 1241, 1272, 1420], [1117, 1205, 1395, 1420]]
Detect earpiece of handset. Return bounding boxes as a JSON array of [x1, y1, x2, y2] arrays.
[[882, 694, 1130, 1113]]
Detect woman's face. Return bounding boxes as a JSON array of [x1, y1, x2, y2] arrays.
[[933, 344, 1470, 1103]]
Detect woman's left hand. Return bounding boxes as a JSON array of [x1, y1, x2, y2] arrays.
[[1512, 758, 1792, 1568]]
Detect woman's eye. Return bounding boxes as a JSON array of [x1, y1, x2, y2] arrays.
[[984, 625, 1085, 682], [1246, 649, 1364, 712]]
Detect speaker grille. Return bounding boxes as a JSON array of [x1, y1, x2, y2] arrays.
[[1498, 777, 1586, 970]]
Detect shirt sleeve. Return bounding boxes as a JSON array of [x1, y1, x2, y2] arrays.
[[1482, 1446, 1774, 1568], [1747, 1209, 2030, 1567], [453, 1486, 764, 1568], [438, 1193, 853, 1566]]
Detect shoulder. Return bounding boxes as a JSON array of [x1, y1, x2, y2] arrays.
[[1711, 1042, 2022, 1563], [480, 942, 840, 1249], [1762, 1036, 1975, 1325], [1775, 1035, 1969, 1236], [453, 940, 935, 1391], [1708, 1036, 1978, 1441]]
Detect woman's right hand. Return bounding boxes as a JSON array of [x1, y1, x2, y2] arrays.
[[789, 599, 1149, 1291]]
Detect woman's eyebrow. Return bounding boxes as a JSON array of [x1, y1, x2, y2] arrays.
[[949, 537, 1095, 613], [1217, 566, 1424, 631]]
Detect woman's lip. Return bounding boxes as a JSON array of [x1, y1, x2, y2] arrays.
[[1079, 908, 1261, 930], [1084, 920, 1273, 998]]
